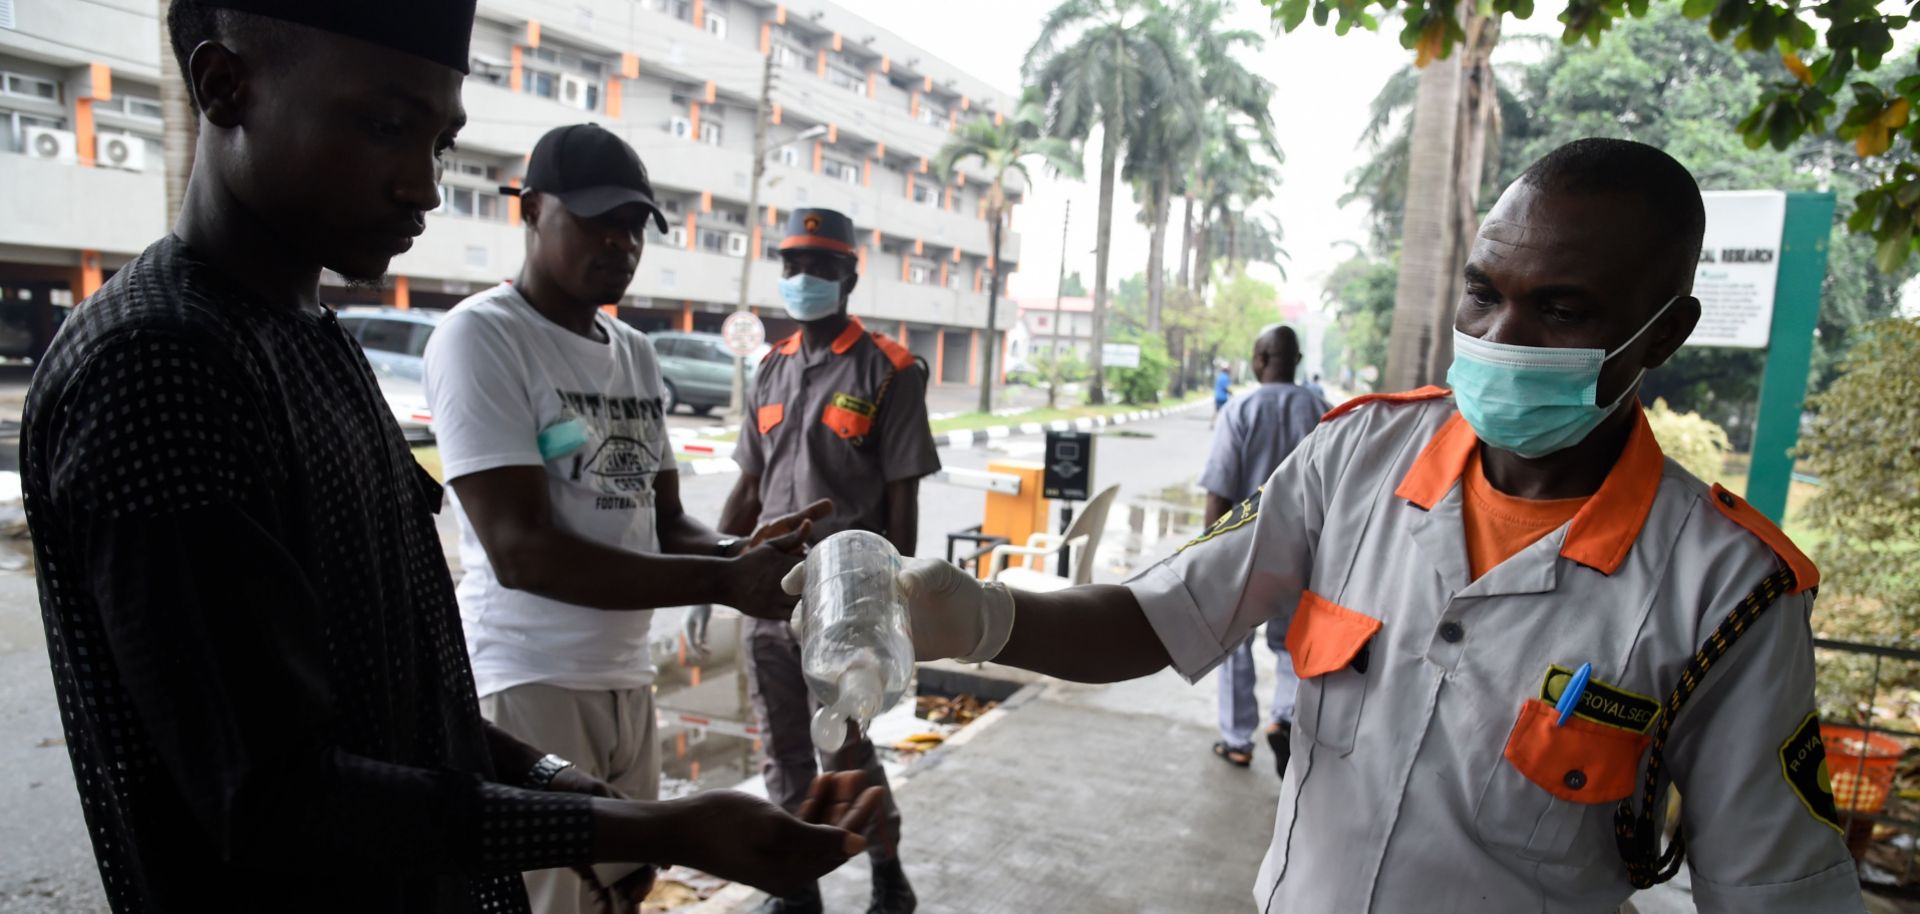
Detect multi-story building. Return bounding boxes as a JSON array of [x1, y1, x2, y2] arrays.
[[0, 0, 1023, 387], [1007, 295, 1095, 371]]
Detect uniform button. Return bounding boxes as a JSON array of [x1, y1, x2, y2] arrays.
[[1438, 621, 1464, 643], [1563, 769, 1587, 790], [1718, 491, 1737, 508]]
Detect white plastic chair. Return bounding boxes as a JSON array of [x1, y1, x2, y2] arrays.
[[988, 484, 1121, 592]]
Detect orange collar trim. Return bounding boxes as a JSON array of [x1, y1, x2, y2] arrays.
[[772, 317, 863, 357], [831, 316, 866, 354], [1395, 407, 1666, 576]]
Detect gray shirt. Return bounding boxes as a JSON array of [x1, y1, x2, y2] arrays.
[[735, 316, 941, 540], [1200, 382, 1329, 503]]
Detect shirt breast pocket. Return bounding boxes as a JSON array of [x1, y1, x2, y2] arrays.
[[820, 392, 877, 442], [1285, 590, 1381, 756], [1474, 698, 1652, 863]]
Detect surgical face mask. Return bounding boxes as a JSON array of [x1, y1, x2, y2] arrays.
[[1446, 296, 1679, 459], [780, 273, 843, 321]]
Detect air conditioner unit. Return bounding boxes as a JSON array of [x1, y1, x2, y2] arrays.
[[25, 126, 78, 163], [559, 73, 592, 110], [669, 116, 692, 138], [726, 233, 748, 256], [669, 227, 688, 247], [95, 133, 146, 172]]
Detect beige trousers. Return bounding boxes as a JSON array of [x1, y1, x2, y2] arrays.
[[480, 682, 660, 914]]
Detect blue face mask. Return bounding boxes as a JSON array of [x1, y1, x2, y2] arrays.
[[780, 273, 843, 321], [1447, 296, 1679, 459]]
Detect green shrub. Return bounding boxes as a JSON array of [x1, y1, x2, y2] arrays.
[[1107, 333, 1171, 405], [1643, 398, 1731, 482]]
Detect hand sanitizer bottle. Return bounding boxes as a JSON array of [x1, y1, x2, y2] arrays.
[[798, 531, 915, 752]]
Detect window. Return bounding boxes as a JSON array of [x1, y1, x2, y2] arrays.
[[530, 47, 561, 64], [698, 228, 730, 253], [578, 58, 605, 78], [827, 68, 863, 94], [919, 105, 945, 127], [2, 72, 58, 101], [658, 0, 693, 22], [771, 45, 803, 69], [776, 145, 801, 167], [528, 70, 558, 99], [477, 194, 501, 221], [823, 159, 859, 185], [698, 342, 733, 364], [908, 264, 932, 285], [699, 121, 722, 146], [663, 198, 683, 215], [654, 338, 684, 357], [705, 12, 727, 38], [912, 183, 938, 206], [357, 319, 416, 354], [442, 186, 476, 217]]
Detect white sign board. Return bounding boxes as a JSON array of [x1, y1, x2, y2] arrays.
[[1102, 342, 1141, 369], [720, 310, 766, 357], [1689, 190, 1787, 349]]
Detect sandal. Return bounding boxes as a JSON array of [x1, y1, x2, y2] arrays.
[[1212, 741, 1253, 768]]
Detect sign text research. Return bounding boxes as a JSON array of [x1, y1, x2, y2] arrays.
[[1688, 190, 1788, 349]]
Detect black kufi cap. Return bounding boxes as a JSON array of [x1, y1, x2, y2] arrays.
[[202, 0, 476, 73]]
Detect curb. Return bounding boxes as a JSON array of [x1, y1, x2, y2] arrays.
[[674, 399, 1206, 478]]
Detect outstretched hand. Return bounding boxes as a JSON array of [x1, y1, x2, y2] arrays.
[[747, 498, 832, 551], [666, 772, 886, 897]]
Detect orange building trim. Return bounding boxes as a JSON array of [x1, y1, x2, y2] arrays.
[[881, 55, 890, 73], [688, 102, 702, 141], [923, 75, 933, 92], [939, 261, 949, 288], [680, 302, 695, 331], [509, 46, 523, 91], [74, 98, 96, 167], [686, 212, 698, 249], [968, 330, 980, 385], [900, 256, 910, 282], [691, 0, 704, 28], [705, 80, 716, 103], [89, 62, 112, 101], [775, 4, 786, 24], [701, 191, 713, 213], [759, 22, 771, 54], [934, 330, 945, 383], [77, 250, 103, 298], [875, 142, 886, 158], [526, 20, 541, 48], [832, 32, 843, 52], [914, 238, 925, 255], [622, 53, 640, 78], [862, 159, 871, 186], [812, 141, 823, 174], [507, 177, 523, 225], [867, 72, 877, 97], [817, 48, 828, 78], [962, 96, 971, 111], [827, 124, 838, 144], [605, 79, 622, 117], [384, 275, 411, 310]]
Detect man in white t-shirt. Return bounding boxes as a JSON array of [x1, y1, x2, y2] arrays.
[[425, 124, 830, 914]]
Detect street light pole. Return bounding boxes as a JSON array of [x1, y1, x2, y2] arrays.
[[1047, 199, 1070, 409], [729, 50, 776, 422]]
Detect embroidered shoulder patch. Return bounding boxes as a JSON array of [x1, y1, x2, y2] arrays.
[[831, 392, 877, 418], [1779, 712, 1843, 833], [1539, 665, 1661, 734], [1177, 487, 1260, 554]]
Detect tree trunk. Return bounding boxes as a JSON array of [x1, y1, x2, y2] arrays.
[[1177, 193, 1196, 291], [1383, 23, 1465, 391], [1425, 14, 1503, 381], [159, 0, 196, 226], [1145, 166, 1169, 334], [1225, 214, 1239, 274], [979, 210, 1003, 414], [1193, 212, 1213, 298], [1088, 116, 1120, 406]]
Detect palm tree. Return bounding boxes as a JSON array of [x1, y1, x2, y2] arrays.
[[935, 94, 1084, 414], [1026, 0, 1191, 404], [1384, 7, 1504, 389]]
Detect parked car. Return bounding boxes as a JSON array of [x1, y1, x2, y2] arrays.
[[651, 331, 761, 416], [374, 367, 436, 444], [336, 306, 442, 383]]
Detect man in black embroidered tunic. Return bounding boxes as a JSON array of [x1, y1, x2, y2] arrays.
[[21, 3, 877, 912]]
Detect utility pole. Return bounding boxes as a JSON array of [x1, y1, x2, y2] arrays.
[[1047, 199, 1070, 409], [729, 49, 776, 420]]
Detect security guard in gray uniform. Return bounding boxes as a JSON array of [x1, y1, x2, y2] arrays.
[[720, 208, 939, 914]]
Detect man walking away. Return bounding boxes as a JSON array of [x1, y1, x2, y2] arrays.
[[425, 123, 830, 914], [1202, 326, 1326, 777], [21, 4, 878, 912], [1304, 373, 1327, 402], [720, 208, 940, 914]]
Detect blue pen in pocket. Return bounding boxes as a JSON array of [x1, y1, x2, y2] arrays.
[[1555, 662, 1593, 727]]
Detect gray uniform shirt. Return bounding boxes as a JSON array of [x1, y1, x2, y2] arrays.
[[1128, 392, 1859, 914], [735, 317, 941, 538], [1199, 381, 1329, 503]]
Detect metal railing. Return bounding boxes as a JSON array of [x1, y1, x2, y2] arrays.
[[1813, 637, 1920, 898]]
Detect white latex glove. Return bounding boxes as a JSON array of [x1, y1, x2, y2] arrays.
[[780, 558, 1015, 662]]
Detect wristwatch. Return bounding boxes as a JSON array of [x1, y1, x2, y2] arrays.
[[525, 753, 574, 790], [715, 537, 740, 556]]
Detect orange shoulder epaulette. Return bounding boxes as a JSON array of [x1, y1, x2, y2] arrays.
[[1706, 484, 1820, 593], [1321, 385, 1451, 422], [869, 331, 914, 371]]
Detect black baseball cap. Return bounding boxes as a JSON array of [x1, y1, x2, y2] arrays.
[[503, 124, 667, 232]]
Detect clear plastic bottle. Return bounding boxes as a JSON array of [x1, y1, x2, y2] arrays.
[[798, 530, 915, 752]]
